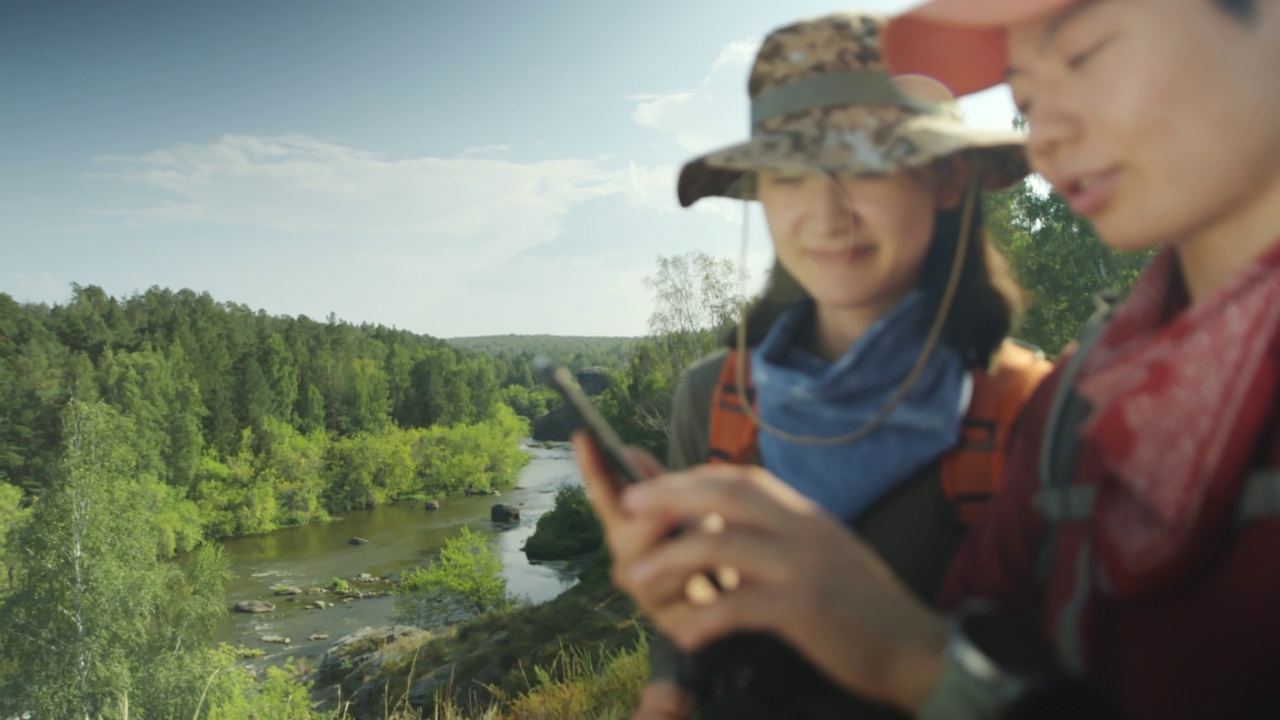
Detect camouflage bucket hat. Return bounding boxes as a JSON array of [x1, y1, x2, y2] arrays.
[[677, 11, 1029, 208]]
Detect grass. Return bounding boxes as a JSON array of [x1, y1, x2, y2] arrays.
[[308, 633, 647, 720], [301, 550, 649, 719]]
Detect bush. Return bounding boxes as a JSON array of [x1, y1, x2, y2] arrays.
[[394, 526, 510, 627], [523, 485, 602, 561]]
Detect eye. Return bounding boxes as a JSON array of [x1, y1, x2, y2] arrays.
[[1066, 33, 1117, 70]]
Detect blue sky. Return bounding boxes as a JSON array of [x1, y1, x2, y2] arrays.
[[1, 0, 1017, 337]]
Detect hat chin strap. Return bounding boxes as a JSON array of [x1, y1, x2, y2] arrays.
[[733, 164, 981, 446]]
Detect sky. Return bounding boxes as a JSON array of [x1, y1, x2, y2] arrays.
[[1, 0, 1017, 338]]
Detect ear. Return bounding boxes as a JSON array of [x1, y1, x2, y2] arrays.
[[933, 154, 970, 210]]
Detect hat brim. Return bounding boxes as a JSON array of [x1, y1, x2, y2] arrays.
[[678, 118, 1028, 207], [883, 0, 1074, 97]]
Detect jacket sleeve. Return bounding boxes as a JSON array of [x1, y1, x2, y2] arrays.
[[938, 363, 1064, 613], [646, 355, 722, 690]]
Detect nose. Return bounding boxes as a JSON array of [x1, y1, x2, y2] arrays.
[[811, 176, 856, 238], [1026, 93, 1083, 176]]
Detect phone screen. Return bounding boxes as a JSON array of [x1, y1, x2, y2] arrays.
[[533, 356, 646, 486]]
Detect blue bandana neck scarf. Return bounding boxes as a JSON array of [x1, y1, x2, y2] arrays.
[[750, 291, 971, 522]]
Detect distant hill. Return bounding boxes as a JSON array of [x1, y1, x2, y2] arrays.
[[445, 334, 641, 370]]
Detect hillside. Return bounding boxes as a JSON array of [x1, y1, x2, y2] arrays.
[[445, 334, 641, 370]]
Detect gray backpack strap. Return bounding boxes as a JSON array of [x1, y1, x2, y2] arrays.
[[1033, 299, 1280, 675], [1234, 469, 1280, 527], [1032, 299, 1114, 676], [1034, 303, 1113, 586]]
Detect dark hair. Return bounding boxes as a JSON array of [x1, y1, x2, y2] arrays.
[[918, 200, 1025, 368], [1214, 0, 1256, 19], [726, 193, 1026, 371]]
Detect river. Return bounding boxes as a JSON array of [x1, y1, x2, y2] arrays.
[[215, 440, 582, 669]]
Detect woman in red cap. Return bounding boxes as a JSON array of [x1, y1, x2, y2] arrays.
[[580, 0, 1280, 718]]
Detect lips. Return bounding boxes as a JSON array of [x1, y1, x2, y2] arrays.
[[1056, 168, 1120, 216], [806, 245, 877, 265]]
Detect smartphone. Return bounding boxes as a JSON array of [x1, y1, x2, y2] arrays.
[[533, 355, 646, 485]]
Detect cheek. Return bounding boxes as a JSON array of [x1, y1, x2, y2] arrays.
[[870, 195, 936, 260]]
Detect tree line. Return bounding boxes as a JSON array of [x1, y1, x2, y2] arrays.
[[0, 285, 550, 554]]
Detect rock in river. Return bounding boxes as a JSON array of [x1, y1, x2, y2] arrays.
[[491, 504, 520, 522], [233, 600, 276, 614]]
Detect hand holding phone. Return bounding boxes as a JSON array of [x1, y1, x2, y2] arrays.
[[533, 356, 646, 486]]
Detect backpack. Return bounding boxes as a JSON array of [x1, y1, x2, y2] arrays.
[[1034, 302, 1280, 675], [687, 340, 1052, 719]]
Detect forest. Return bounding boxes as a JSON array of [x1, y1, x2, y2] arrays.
[[0, 176, 1152, 719]]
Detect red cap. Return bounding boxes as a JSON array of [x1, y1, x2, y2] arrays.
[[883, 0, 1075, 97]]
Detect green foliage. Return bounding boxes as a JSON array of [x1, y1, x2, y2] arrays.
[[498, 384, 558, 420], [0, 401, 228, 720], [594, 252, 746, 457], [328, 577, 352, 594], [986, 125, 1153, 356], [642, 251, 745, 374], [411, 405, 531, 499], [325, 428, 418, 512], [445, 336, 641, 373], [0, 285, 543, 546], [0, 482, 26, 591], [500, 632, 649, 720], [202, 647, 314, 720], [523, 485, 603, 561], [394, 525, 510, 626]]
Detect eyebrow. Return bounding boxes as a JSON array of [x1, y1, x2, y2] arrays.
[[1005, 0, 1110, 79]]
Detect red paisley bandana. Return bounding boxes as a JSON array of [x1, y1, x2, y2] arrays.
[[1076, 242, 1280, 601]]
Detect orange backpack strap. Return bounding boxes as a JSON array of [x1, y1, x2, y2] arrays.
[[707, 350, 759, 465], [706, 342, 1052, 526], [941, 340, 1054, 526]]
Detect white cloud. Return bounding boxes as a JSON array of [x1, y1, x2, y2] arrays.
[[458, 143, 513, 157], [89, 134, 624, 258], [630, 38, 760, 155]]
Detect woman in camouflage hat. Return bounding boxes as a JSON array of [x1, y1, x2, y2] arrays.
[[573, 11, 1044, 720]]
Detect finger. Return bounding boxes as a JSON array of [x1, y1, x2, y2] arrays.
[[627, 446, 666, 479], [633, 681, 693, 720], [652, 585, 792, 653], [625, 529, 793, 603], [572, 431, 627, 527], [605, 509, 681, 569], [621, 464, 821, 534]]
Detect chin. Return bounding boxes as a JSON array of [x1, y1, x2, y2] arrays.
[[1094, 217, 1172, 255], [812, 292, 889, 311]]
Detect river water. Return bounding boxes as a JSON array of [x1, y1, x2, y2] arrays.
[[215, 440, 582, 668]]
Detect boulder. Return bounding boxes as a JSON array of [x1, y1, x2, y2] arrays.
[[314, 600, 327, 610], [355, 573, 376, 583], [575, 367, 612, 396], [309, 633, 330, 641], [275, 586, 303, 596], [233, 600, 275, 614], [424, 500, 440, 510], [530, 406, 575, 442], [491, 504, 520, 523], [262, 634, 291, 644], [348, 537, 369, 546], [490, 489, 501, 497], [408, 664, 457, 706]]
